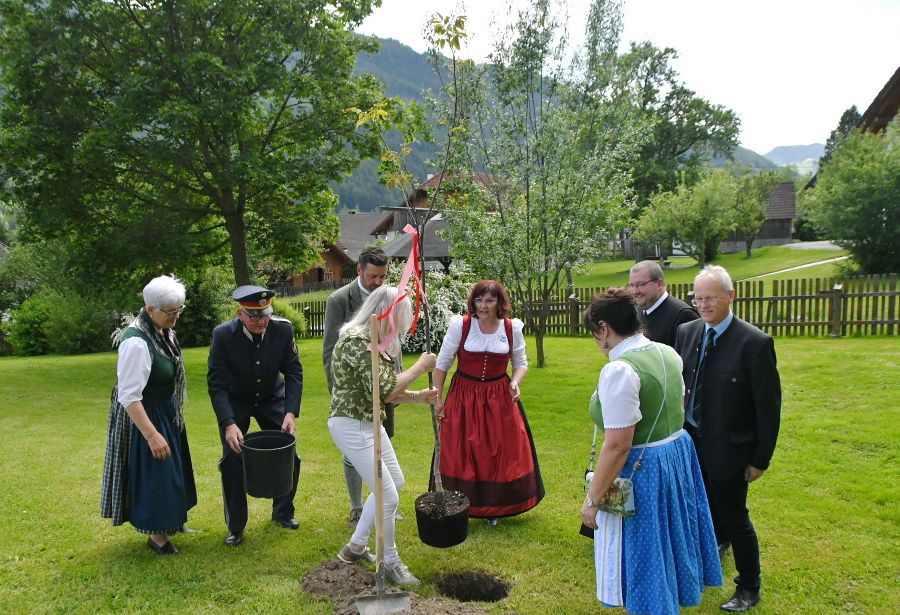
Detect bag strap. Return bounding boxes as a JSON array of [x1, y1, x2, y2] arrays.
[[587, 424, 599, 480]]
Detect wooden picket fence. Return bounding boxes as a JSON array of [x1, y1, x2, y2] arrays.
[[289, 274, 899, 338]]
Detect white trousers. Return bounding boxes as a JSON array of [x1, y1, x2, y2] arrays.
[[328, 416, 405, 564]]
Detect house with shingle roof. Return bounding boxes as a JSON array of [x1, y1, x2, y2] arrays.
[[719, 182, 797, 253]]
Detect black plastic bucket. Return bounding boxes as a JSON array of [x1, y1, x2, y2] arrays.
[[414, 490, 470, 548], [241, 430, 296, 499]]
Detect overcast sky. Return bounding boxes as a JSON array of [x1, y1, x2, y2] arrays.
[[356, 0, 900, 155]]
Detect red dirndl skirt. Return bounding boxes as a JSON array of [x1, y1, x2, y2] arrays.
[[438, 371, 544, 518]]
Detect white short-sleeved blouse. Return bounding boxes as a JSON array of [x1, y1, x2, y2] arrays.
[[596, 334, 683, 429], [116, 336, 153, 406], [436, 315, 527, 372]]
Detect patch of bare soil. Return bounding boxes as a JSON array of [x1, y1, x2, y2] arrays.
[[303, 559, 507, 615]]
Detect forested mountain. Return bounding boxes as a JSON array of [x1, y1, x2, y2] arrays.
[[335, 37, 788, 211], [333, 38, 443, 212]]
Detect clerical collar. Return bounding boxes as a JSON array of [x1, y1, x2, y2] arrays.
[[645, 291, 669, 315]]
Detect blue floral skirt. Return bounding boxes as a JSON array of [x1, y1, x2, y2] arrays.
[[595, 430, 722, 615]]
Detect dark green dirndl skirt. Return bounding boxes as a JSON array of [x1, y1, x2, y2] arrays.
[[127, 394, 196, 534]]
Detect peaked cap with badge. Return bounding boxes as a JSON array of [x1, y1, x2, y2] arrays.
[[233, 285, 275, 315]]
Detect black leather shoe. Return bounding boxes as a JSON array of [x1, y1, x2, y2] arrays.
[[718, 541, 731, 558], [147, 537, 180, 555], [272, 516, 300, 530], [720, 588, 760, 612], [224, 531, 244, 547]]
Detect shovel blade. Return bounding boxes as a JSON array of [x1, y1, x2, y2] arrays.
[[354, 591, 411, 615]]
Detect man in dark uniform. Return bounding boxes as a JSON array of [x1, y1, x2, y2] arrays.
[[629, 259, 698, 347], [208, 285, 303, 547]]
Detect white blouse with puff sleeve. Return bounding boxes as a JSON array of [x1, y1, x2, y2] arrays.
[[436, 315, 528, 372], [116, 336, 153, 407], [596, 334, 683, 430]]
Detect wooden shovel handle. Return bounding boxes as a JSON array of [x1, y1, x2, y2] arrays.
[[369, 315, 385, 568]]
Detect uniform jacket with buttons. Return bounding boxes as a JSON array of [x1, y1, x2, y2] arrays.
[[674, 316, 781, 480], [207, 316, 303, 428]]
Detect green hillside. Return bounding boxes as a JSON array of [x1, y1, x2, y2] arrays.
[[332, 38, 444, 213]]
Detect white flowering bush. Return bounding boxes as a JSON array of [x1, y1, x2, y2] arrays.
[[387, 262, 476, 353]]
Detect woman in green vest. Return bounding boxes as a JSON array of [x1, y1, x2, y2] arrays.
[[579, 287, 721, 615], [101, 275, 196, 555]]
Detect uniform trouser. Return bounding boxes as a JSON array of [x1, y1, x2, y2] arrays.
[[218, 411, 300, 533], [687, 425, 762, 591]]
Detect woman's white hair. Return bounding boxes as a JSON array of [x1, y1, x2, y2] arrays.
[[694, 265, 733, 292], [142, 275, 186, 309], [340, 285, 412, 356]]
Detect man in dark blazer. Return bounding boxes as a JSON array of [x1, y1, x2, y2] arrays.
[[322, 246, 389, 527], [208, 286, 303, 547], [629, 259, 698, 347], [675, 265, 781, 613]]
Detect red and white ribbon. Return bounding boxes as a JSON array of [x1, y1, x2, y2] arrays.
[[376, 224, 428, 351]]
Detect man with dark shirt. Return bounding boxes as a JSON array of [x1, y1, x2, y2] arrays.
[[629, 260, 698, 347]]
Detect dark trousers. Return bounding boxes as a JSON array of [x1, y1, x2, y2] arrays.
[[218, 412, 300, 533], [687, 425, 762, 591]]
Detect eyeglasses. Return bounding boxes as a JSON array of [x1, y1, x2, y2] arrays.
[[160, 306, 185, 318], [242, 309, 271, 322], [626, 280, 657, 290], [691, 297, 722, 306]]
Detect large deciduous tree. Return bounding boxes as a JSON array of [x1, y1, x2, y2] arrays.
[[733, 170, 786, 258], [633, 168, 737, 268], [437, 0, 647, 366], [621, 42, 740, 210], [801, 118, 899, 274], [0, 0, 395, 285]]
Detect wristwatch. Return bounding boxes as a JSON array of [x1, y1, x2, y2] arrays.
[[584, 496, 597, 508]]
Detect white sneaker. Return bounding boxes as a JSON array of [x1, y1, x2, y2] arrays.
[[384, 560, 420, 586]]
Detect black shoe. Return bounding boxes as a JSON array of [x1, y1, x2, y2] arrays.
[[272, 516, 299, 530], [718, 541, 731, 558], [224, 531, 244, 547], [147, 537, 180, 555], [720, 588, 760, 612]]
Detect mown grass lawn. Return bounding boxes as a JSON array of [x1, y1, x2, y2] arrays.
[[0, 335, 897, 614], [573, 245, 850, 289]]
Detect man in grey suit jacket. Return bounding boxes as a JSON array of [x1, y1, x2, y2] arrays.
[[323, 246, 388, 527], [675, 265, 781, 613], [629, 259, 698, 347]]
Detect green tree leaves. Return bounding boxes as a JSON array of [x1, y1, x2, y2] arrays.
[[0, 0, 390, 286], [801, 119, 899, 273]]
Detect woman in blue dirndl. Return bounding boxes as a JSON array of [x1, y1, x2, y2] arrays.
[[101, 275, 196, 555], [580, 288, 722, 615]]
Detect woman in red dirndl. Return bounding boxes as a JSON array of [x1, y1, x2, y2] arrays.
[[433, 280, 544, 524]]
